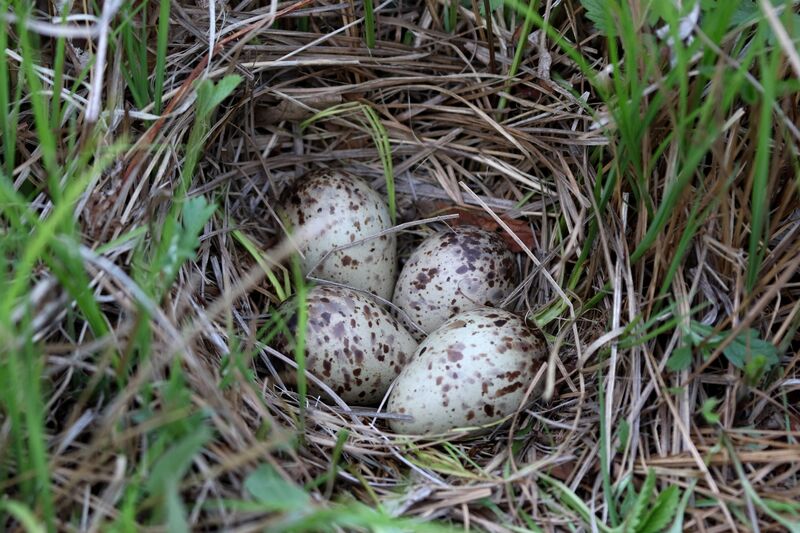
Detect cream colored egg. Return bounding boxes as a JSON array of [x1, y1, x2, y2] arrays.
[[281, 171, 396, 300], [274, 285, 417, 405], [387, 308, 544, 435], [392, 226, 517, 338]]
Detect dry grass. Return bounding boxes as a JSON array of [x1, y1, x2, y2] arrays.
[[2, 0, 800, 531]]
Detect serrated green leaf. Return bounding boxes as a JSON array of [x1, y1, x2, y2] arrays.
[[245, 464, 310, 512], [580, 0, 619, 35], [685, 322, 725, 347], [729, 0, 800, 45], [628, 468, 657, 531], [157, 196, 215, 292], [687, 323, 778, 371], [620, 480, 638, 518], [665, 480, 696, 533], [638, 485, 680, 533]]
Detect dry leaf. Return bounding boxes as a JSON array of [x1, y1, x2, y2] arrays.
[[426, 203, 536, 253]]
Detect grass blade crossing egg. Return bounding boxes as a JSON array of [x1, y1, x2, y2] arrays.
[[281, 171, 397, 299]]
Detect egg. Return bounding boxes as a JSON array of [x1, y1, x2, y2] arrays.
[[273, 285, 418, 405], [280, 171, 396, 300], [392, 225, 517, 338], [387, 308, 544, 435]]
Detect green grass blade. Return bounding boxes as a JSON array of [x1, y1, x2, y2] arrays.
[[291, 257, 309, 439], [15, 1, 59, 200], [154, 0, 171, 114], [0, 499, 46, 533], [50, 8, 68, 130], [18, 330, 53, 530], [360, 105, 396, 223], [746, 33, 779, 290], [0, 0, 15, 176], [498, 0, 539, 111], [302, 102, 397, 223], [233, 230, 289, 302], [363, 0, 376, 48], [118, 0, 151, 109]]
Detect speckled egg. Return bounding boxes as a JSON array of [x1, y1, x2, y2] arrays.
[[387, 308, 544, 435], [273, 285, 418, 405], [392, 226, 517, 338], [280, 171, 397, 299]]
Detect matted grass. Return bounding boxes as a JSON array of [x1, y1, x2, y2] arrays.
[[1, 0, 799, 531]]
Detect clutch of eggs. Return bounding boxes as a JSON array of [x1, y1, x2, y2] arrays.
[[271, 173, 543, 435]]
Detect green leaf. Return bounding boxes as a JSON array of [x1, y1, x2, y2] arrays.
[[617, 419, 630, 453], [165, 482, 189, 533], [0, 500, 46, 533], [628, 468, 657, 532], [143, 425, 211, 532], [729, 0, 800, 44], [156, 196, 215, 293], [666, 345, 693, 371], [580, 0, 619, 35], [638, 485, 680, 533], [196, 75, 242, 119], [146, 425, 212, 495], [665, 480, 696, 533], [687, 323, 779, 371], [700, 397, 721, 425], [620, 479, 638, 518], [245, 464, 310, 512], [684, 322, 725, 348], [744, 354, 769, 385], [722, 329, 779, 370], [538, 473, 599, 528]]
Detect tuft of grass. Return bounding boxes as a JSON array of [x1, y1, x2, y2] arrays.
[[117, 0, 151, 109]]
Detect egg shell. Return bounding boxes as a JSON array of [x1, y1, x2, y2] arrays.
[[392, 226, 517, 338], [274, 285, 418, 405], [387, 308, 544, 435], [280, 171, 396, 300]]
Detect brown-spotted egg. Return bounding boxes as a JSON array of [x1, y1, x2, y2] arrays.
[[392, 226, 517, 338], [280, 171, 396, 299], [387, 308, 544, 435], [273, 285, 417, 405]]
